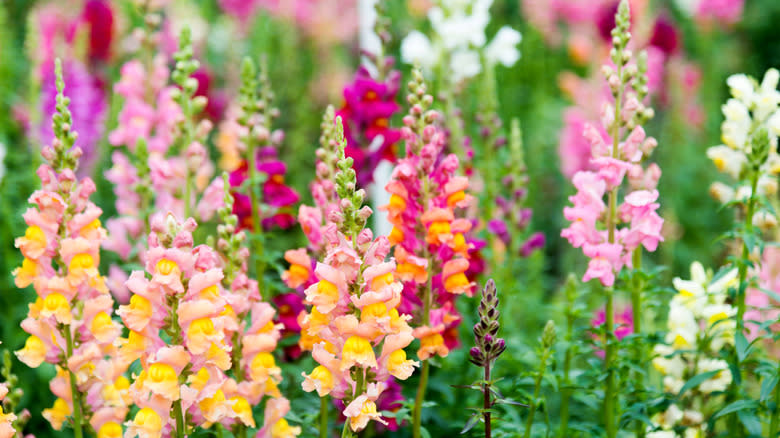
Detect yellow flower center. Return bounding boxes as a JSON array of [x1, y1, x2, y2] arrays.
[[289, 263, 310, 278], [389, 227, 404, 244], [361, 303, 388, 323], [370, 272, 394, 291], [90, 312, 114, 335], [129, 294, 153, 315], [115, 376, 130, 391], [155, 258, 179, 276], [43, 293, 70, 313], [452, 233, 467, 253], [316, 279, 339, 300], [148, 363, 177, 384], [199, 285, 219, 300], [447, 190, 466, 208], [231, 396, 252, 416], [388, 349, 408, 372], [80, 219, 102, 236], [421, 333, 445, 350], [188, 318, 217, 338], [199, 389, 226, 413], [310, 365, 334, 388], [271, 418, 296, 438], [133, 408, 162, 431], [251, 352, 276, 371], [69, 253, 95, 271], [24, 225, 46, 245], [428, 221, 451, 239], [97, 421, 122, 438], [188, 367, 211, 391], [342, 336, 375, 369], [389, 194, 407, 211], [444, 272, 469, 292]]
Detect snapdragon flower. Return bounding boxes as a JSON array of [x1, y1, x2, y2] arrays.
[[14, 60, 128, 436], [560, 2, 663, 287], [706, 69, 780, 218], [119, 214, 259, 437], [381, 68, 477, 359], [299, 116, 417, 434], [649, 262, 737, 435]]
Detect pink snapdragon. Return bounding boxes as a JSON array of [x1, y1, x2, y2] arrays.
[[336, 65, 402, 186], [561, 11, 663, 288]]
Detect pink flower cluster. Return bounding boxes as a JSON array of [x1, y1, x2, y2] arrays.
[[591, 306, 634, 358], [295, 117, 418, 432], [381, 73, 476, 359], [561, 69, 663, 287], [228, 147, 300, 231], [218, 0, 358, 44], [13, 143, 128, 434], [336, 66, 402, 187], [118, 215, 295, 436]]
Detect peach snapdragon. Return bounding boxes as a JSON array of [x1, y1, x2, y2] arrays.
[[13, 60, 128, 438], [299, 117, 418, 435]]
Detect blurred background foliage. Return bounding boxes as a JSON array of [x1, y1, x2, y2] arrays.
[[0, 0, 778, 436]]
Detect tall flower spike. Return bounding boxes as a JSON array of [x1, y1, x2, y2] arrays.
[[119, 215, 250, 438], [299, 115, 417, 435], [465, 279, 507, 438], [14, 59, 128, 438], [208, 172, 296, 438], [380, 67, 477, 438]]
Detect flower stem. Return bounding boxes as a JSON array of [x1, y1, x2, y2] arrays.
[[769, 362, 780, 437], [524, 346, 550, 438], [736, 171, 759, 335], [559, 294, 575, 438], [632, 249, 645, 438], [320, 396, 329, 438], [413, 360, 430, 438], [484, 361, 492, 438], [63, 326, 83, 438], [604, 288, 616, 438], [246, 133, 266, 298], [173, 399, 185, 438], [183, 168, 192, 219]]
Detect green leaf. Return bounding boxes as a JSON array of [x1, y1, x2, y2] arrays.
[[676, 370, 721, 398], [761, 374, 778, 402], [736, 332, 752, 362], [421, 427, 431, 438], [712, 400, 759, 420], [737, 410, 763, 435], [461, 412, 481, 434]]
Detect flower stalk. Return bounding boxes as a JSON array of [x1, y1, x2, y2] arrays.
[[524, 321, 556, 438]]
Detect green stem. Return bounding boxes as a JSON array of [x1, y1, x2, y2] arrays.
[[770, 363, 780, 437], [484, 362, 492, 438], [173, 399, 185, 438], [559, 305, 574, 438], [736, 172, 759, 334], [601, 49, 623, 438], [604, 289, 616, 438], [246, 133, 266, 298], [183, 168, 192, 220], [412, 360, 430, 438], [524, 348, 550, 438], [63, 326, 83, 438], [320, 396, 329, 438], [632, 250, 645, 438]]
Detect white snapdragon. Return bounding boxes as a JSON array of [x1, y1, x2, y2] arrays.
[[708, 69, 780, 218], [400, 0, 521, 83], [649, 262, 736, 434]]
